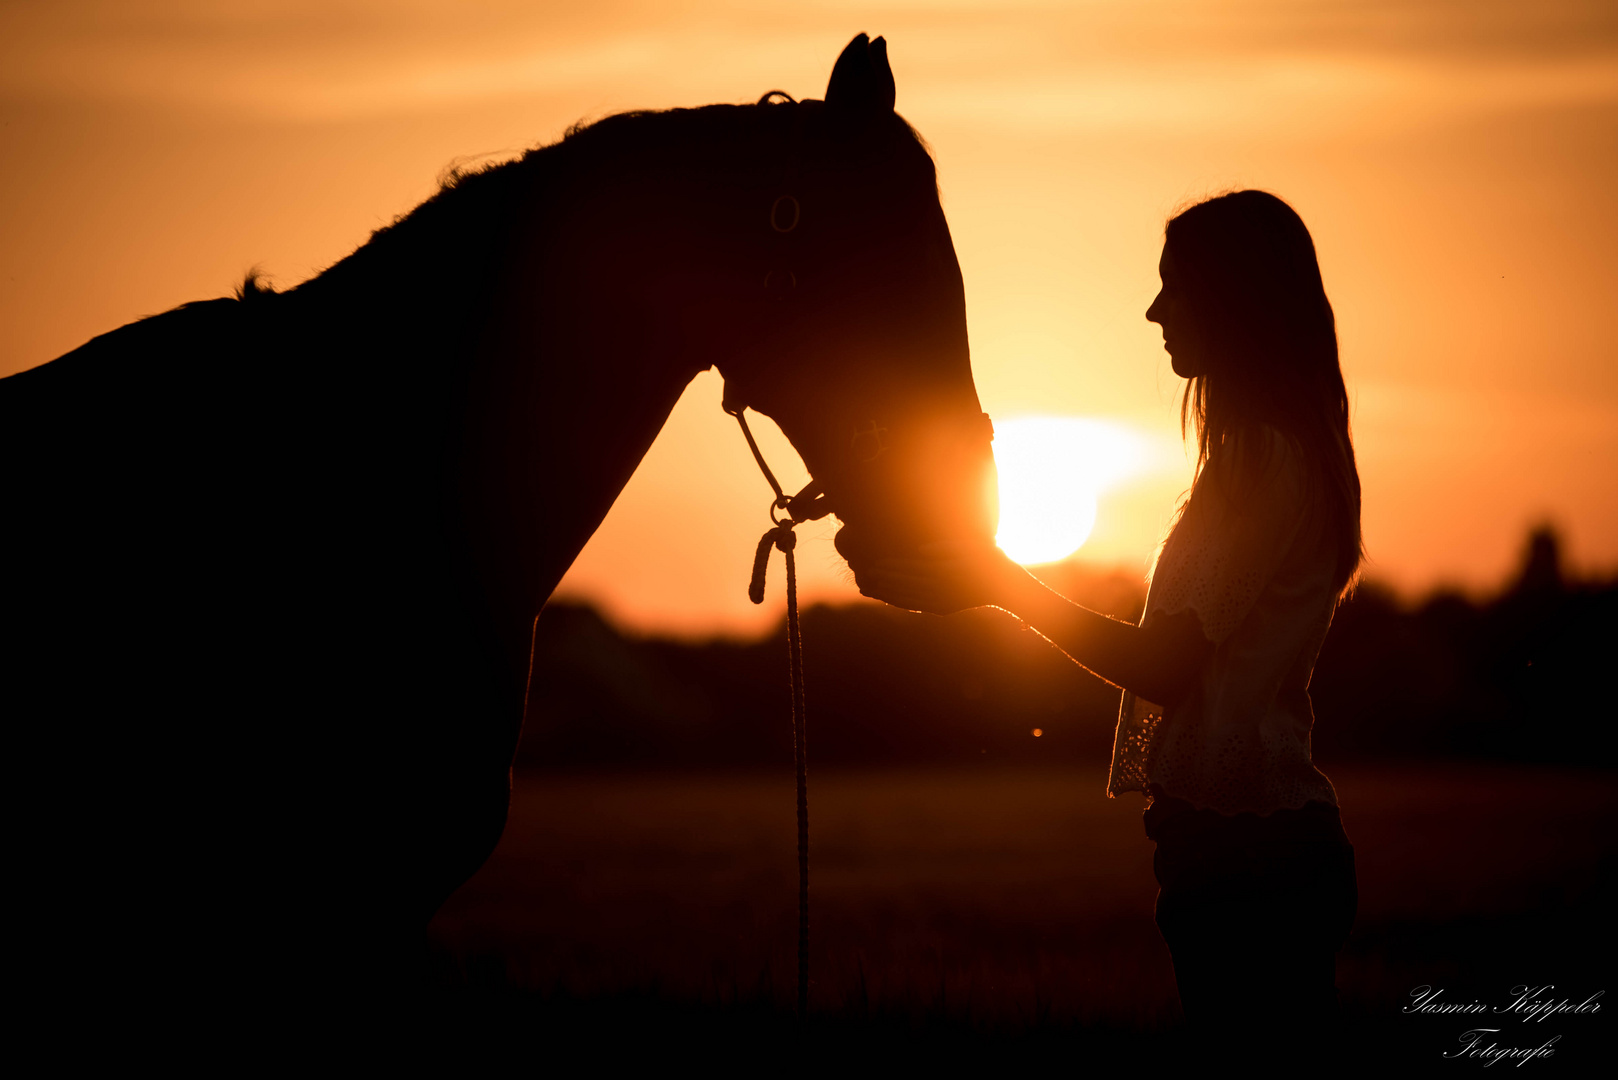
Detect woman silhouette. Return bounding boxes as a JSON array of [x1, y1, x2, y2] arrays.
[[857, 190, 1362, 1053]]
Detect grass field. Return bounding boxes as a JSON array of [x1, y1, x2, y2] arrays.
[[427, 763, 1615, 1065]]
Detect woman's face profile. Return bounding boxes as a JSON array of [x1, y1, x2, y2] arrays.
[[1146, 244, 1207, 379]]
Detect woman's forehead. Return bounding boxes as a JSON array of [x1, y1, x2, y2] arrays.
[[1158, 244, 1181, 280]]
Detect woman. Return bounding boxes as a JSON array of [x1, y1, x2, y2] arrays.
[[856, 190, 1362, 1050]]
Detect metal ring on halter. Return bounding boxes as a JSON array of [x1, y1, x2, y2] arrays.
[[850, 419, 890, 463], [770, 195, 801, 233], [758, 89, 797, 105]]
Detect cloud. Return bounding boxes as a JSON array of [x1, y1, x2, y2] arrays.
[[2, 0, 1613, 128]]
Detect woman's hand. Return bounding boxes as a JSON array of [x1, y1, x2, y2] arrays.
[[854, 541, 1027, 615], [862, 541, 1215, 703]]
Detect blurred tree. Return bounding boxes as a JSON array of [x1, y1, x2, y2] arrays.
[[517, 529, 1617, 770]]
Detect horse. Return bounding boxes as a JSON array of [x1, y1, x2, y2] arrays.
[[1, 34, 996, 1017]]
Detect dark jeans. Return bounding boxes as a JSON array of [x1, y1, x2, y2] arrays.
[[1148, 797, 1358, 1056]]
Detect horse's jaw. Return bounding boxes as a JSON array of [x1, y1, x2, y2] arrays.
[[835, 422, 999, 574], [751, 387, 999, 577]]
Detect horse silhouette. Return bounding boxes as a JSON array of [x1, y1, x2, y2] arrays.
[[1, 34, 996, 1012]]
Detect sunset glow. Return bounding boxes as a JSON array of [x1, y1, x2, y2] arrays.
[[994, 417, 1152, 566], [1, 2, 1613, 635], [5, 6, 1611, 1046]]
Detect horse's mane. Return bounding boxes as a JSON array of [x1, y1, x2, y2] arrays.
[[257, 107, 755, 308], [246, 101, 936, 313]]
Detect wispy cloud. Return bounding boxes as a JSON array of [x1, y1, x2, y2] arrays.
[[2, 0, 1613, 128]]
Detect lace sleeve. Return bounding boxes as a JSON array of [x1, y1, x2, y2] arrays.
[[1145, 428, 1308, 643]]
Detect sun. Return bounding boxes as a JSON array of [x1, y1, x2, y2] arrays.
[[993, 416, 1147, 565]]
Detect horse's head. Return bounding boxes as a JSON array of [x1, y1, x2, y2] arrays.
[[708, 35, 998, 576]]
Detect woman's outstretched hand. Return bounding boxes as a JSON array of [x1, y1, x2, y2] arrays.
[[861, 539, 1215, 704], [854, 541, 1028, 615]]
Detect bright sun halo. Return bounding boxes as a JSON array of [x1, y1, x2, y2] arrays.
[[993, 416, 1147, 565]]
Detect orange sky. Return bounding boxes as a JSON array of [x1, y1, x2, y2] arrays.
[[3, 1, 1615, 636]]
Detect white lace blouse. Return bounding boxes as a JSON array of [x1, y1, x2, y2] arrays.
[[1106, 427, 1342, 815]]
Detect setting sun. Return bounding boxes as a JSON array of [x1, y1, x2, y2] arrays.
[[993, 416, 1150, 566]]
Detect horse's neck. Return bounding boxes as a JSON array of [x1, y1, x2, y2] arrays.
[[455, 183, 712, 687], [291, 143, 724, 689]]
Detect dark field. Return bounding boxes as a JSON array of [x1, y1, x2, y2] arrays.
[[428, 763, 1616, 1065]]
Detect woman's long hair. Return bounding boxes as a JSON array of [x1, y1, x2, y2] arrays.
[[1166, 190, 1363, 595]]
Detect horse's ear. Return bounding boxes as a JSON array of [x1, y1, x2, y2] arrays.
[[825, 33, 896, 116]]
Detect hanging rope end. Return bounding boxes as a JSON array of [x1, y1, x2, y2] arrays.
[[748, 530, 774, 604], [748, 522, 799, 604]]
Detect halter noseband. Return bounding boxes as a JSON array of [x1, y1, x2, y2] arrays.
[[723, 399, 832, 530]]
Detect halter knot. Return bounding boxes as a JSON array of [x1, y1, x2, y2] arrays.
[[748, 520, 797, 605]]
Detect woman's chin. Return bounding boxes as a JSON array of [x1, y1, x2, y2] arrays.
[[1169, 352, 1206, 379]]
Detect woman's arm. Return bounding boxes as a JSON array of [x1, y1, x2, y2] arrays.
[[855, 546, 1212, 706]]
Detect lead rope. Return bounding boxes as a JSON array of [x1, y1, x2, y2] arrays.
[[728, 406, 812, 1018]]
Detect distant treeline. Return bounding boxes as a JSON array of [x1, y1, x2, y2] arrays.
[[517, 528, 1616, 770]]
